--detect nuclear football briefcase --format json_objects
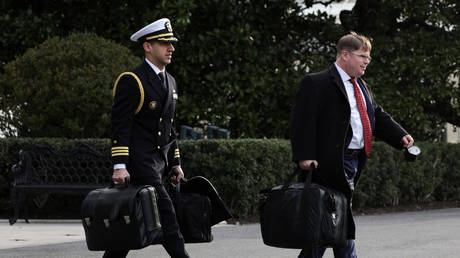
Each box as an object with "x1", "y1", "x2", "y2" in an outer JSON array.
[
  {"x1": 260, "y1": 165, "x2": 348, "y2": 249},
  {"x1": 81, "y1": 183, "x2": 162, "y2": 251}
]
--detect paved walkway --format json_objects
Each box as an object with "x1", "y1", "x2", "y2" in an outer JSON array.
[{"x1": 1, "y1": 208, "x2": 459, "y2": 257}]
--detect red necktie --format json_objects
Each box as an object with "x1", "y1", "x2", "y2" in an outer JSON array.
[{"x1": 350, "y1": 78, "x2": 372, "y2": 156}]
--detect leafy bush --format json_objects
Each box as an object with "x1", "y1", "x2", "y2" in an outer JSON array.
[
  {"x1": 0, "y1": 0, "x2": 343, "y2": 139},
  {"x1": 180, "y1": 139, "x2": 295, "y2": 219},
  {"x1": 1, "y1": 1, "x2": 459, "y2": 140},
  {"x1": 352, "y1": 142, "x2": 460, "y2": 209},
  {"x1": 0, "y1": 138, "x2": 459, "y2": 221},
  {"x1": 0, "y1": 32, "x2": 140, "y2": 137},
  {"x1": 171, "y1": 0, "x2": 341, "y2": 138}
]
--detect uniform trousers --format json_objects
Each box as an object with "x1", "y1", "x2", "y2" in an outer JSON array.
[
  {"x1": 298, "y1": 151, "x2": 362, "y2": 258},
  {"x1": 103, "y1": 151, "x2": 190, "y2": 258}
]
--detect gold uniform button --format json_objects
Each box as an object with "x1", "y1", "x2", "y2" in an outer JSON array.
[
  {"x1": 158, "y1": 131, "x2": 162, "y2": 136},
  {"x1": 157, "y1": 146, "x2": 161, "y2": 149},
  {"x1": 171, "y1": 118, "x2": 174, "y2": 123},
  {"x1": 160, "y1": 118, "x2": 163, "y2": 122}
]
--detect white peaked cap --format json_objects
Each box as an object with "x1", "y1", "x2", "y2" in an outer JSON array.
[{"x1": 130, "y1": 18, "x2": 178, "y2": 43}]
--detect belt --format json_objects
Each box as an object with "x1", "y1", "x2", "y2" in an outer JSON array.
[{"x1": 345, "y1": 149, "x2": 363, "y2": 158}]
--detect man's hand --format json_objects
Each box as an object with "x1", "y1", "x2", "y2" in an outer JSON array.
[
  {"x1": 170, "y1": 166, "x2": 185, "y2": 183},
  {"x1": 298, "y1": 160, "x2": 318, "y2": 170},
  {"x1": 401, "y1": 134, "x2": 414, "y2": 148},
  {"x1": 112, "y1": 168, "x2": 130, "y2": 184}
]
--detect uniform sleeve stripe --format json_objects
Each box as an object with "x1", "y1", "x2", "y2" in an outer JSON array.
[
  {"x1": 112, "y1": 150, "x2": 129, "y2": 154},
  {"x1": 112, "y1": 153, "x2": 130, "y2": 157},
  {"x1": 112, "y1": 147, "x2": 129, "y2": 150}
]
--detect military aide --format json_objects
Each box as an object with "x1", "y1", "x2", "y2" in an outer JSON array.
[{"x1": 106, "y1": 18, "x2": 190, "y2": 258}]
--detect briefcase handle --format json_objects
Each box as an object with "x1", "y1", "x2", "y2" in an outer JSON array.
[
  {"x1": 281, "y1": 164, "x2": 315, "y2": 191},
  {"x1": 109, "y1": 177, "x2": 130, "y2": 188}
]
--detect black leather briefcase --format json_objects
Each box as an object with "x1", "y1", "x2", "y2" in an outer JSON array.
[
  {"x1": 81, "y1": 183, "x2": 162, "y2": 251},
  {"x1": 260, "y1": 165, "x2": 348, "y2": 249}
]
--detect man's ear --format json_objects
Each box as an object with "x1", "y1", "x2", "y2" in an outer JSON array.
[
  {"x1": 341, "y1": 50, "x2": 348, "y2": 61},
  {"x1": 142, "y1": 41, "x2": 152, "y2": 52}
]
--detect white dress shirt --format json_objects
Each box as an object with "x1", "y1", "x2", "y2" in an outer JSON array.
[
  {"x1": 145, "y1": 58, "x2": 165, "y2": 77},
  {"x1": 334, "y1": 63, "x2": 366, "y2": 150}
]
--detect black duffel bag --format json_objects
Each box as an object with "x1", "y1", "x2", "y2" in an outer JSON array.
[
  {"x1": 81, "y1": 182, "x2": 162, "y2": 251},
  {"x1": 260, "y1": 165, "x2": 348, "y2": 249},
  {"x1": 172, "y1": 181, "x2": 213, "y2": 243},
  {"x1": 168, "y1": 176, "x2": 232, "y2": 243}
]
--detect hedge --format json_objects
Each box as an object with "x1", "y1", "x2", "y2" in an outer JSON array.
[
  {"x1": 0, "y1": 32, "x2": 140, "y2": 138},
  {"x1": 0, "y1": 138, "x2": 459, "y2": 221}
]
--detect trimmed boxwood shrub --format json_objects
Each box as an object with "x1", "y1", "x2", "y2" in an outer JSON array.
[
  {"x1": 0, "y1": 138, "x2": 459, "y2": 221},
  {"x1": 0, "y1": 32, "x2": 140, "y2": 138},
  {"x1": 179, "y1": 139, "x2": 295, "y2": 219}
]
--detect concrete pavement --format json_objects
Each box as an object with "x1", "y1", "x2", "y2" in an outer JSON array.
[
  {"x1": 1, "y1": 208, "x2": 459, "y2": 257},
  {"x1": 0, "y1": 220, "x2": 84, "y2": 249}
]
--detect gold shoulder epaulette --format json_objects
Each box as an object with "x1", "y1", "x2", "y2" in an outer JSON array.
[{"x1": 113, "y1": 72, "x2": 145, "y2": 114}]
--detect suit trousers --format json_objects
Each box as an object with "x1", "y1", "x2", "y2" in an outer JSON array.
[
  {"x1": 102, "y1": 178, "x2": 190, "y2": 258},
  {"x1": 298, "y1": 152, "x2": 361, "y2": 258}
]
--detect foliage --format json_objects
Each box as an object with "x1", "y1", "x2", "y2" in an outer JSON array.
[
  {"x1": 0, "y1": 0, "x2": 343, "y2": 138},
  {"x1": 1, "y1": 138, "x2": 459, "y2": 220},
  {"x1": 339, "y1": 0, "x2": 460, "y2": 140},
  {"x1": 180, "y1": 138, "x2": 294, "y2": 218},
  {"x1": 0, "y1": 32, "x2": 139, "y2": 137},
  {"x1": 0, "y1": 0, "x2": 459, "y2": 140},
  {"x1": 0, "y1": 0, "x2": 163, "y2": 69},
  {"x1": 170, "y1": 0, "x2": 343, "y2": 138},
  {"x1": 353, "y1": 142, "x2": 460, "y2": 208}
]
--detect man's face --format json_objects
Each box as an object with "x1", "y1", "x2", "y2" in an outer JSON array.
[
  {"x1": 147, "y1": 41, "x2": 175, "y2": 69},
  {"x1": 344, "y1": 48, "x2": 371, "y2": 78}
]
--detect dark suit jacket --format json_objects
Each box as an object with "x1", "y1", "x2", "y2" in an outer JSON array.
[
  {"x1": 290, "y1": 64, "x2": 407, "y2": 238},
  {"x1": 111, "y1": 61, "x2": 181, "y2": 179}
]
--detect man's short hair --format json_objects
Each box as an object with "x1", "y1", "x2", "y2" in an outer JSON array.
[{"x1": 336, "y1": 32, "x2": 371, "y2": 57}]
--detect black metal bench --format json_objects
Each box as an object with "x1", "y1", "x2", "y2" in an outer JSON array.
[{"x1": 9, "y1": 144, "x2": 112, "y2": 225}]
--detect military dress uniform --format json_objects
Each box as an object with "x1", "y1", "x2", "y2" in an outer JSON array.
[
  {"x1": 111, "y1": 62, "x2": 181, "y2": 182},
  {"x1": 104, "y1": 18, "x2": 190, "y2": 258}
]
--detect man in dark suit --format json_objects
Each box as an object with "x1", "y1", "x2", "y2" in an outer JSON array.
[
  {"x1": 106, "y1": 18, "x2": 190, "y2": 258},
  {"x1": 290, "y1": 32, "x2": 414, "y2": 258}
]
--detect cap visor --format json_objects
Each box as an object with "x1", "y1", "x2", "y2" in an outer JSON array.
[{"x1": 157, "y1": 37, "x2": 178, "y2": 42}]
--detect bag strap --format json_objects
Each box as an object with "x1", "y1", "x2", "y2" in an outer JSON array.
[
  {"x1": 281, "y1": 164, "x2": 315, "y2": 191},
  {"x1": 304, "y1": 164, "x2": 315, "y2": 186},
  {"x1": 174, "y1": 180, "x2": 184, "y2": 217}
]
